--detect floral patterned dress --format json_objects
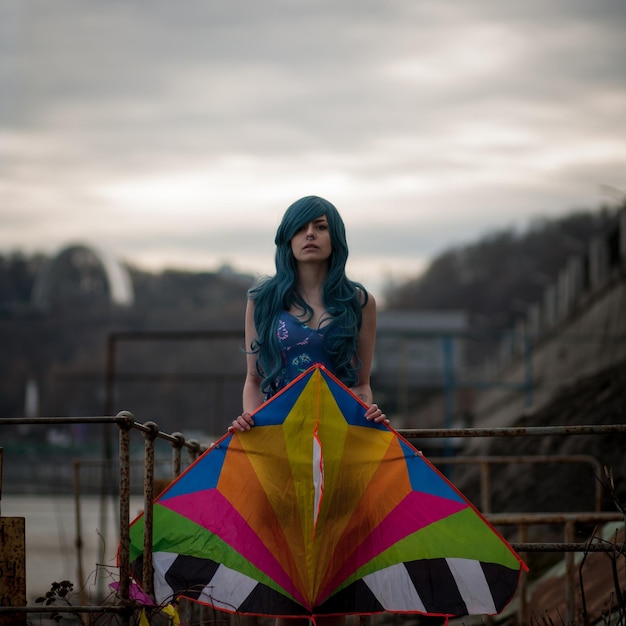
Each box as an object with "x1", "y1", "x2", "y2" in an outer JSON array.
[{"x1": 269, "y1": 311, "x2": 334, "y2": 396}]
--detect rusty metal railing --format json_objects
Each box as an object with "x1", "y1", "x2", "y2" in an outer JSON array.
[
  {"x1": 399, "y1": 425, "x2": 626, "y2": 625},
  {"x1": 0, "y1": 412, "x2": 208, "y2": 624},
  {"x1": 1, "y1": 417, "x2": 625, "y2": 624},
  {"x1": 397, "y1": 424, "x2": 626, "y2": 438}
]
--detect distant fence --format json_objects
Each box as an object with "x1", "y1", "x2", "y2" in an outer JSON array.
[{"x1": 482, "y1": 207, "x2": 626, "y2": 375}]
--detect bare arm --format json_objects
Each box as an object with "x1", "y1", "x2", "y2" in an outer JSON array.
[
  {"x1": 232, "y1": 299, "x2": 263, "y2": 431},
  {"x1": 351, "y1": 292, "x2": 387, "y2": 424},
  {"x1": 350, "y1": 291, "x2": 376, "y2": 403}
]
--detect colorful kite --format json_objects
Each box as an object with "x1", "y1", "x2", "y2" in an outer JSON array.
[{"x1": 129, "y1": 365, "x2": 526, "y2": 619}]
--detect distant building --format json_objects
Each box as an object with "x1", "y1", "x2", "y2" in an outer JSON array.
[{"x1": 31, "y1": 242, "x2": 134, "y2": 309}]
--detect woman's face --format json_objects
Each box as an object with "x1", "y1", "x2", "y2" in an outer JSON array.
[{"x1": 290, "y1": 215, "x2": 332, "y2": 264}]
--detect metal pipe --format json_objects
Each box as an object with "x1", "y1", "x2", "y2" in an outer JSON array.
[
  {"x1": 565, "y1": 520, "x2": 576, "y2": 624},
  {"x1": 142, "y1": 421, "x2": 159, "y2": 598},
  {"x1": 0, "y1": 415, "x2": 133, "y2": 425},
  {"x1": 511, "y1": 543, "x2": 625, "y2": 552},
  {"x1": 488, "y1": 512, "x2": 623, "y2": 524},
  {"x1": 117, "y1": 411, "x2": 134, "y2": 607},
  {"x1": 131, "y1": 421, "x2": 207, "y2": 454},
  {"x1": 398, "y1": 423, "x2": 626, "y2": 438}
]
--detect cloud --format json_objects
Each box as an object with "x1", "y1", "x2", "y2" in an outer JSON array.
[{"x1": 1, "y1": 0, "x2": 625, "y2": 300}]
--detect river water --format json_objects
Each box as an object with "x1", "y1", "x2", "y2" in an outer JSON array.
[{"x1": 1, "y1": 494, "x2": 144, "y2": 603}]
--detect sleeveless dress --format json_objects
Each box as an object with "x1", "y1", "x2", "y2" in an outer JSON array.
[
  {"x1": 269, "y1": 311, "x2": 335, "y2": 395},
  {"x1": 128, "y1": 311, "x2": 526, "y2": 619}
]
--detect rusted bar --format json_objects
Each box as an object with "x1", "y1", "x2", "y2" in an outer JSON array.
[
  {"x1": 0, "y1": 517, "x2": 26, "y2": 624},
  {"x1": 131, "y1": 422, "x2": 208, "y2": 454},
  {"x1": 488, "y1": 512, "x2": 623, "y2": 524},
  {"x1": 170, "y1": 432, "x2": 185, "y2": 478},
  {"x1": 495, "y1": 511, "x2": 625, "y2": 552},
  {"x1": 398, "y1": 424, "x2": 626, "y2": 438},
  {"x1": 117, "y1": 411, "x2": 134, "y2": 607},
  {"x1": 142, "y1": 421, "x2": 159, "y2": 598},
  {"x1": 511, "y1": 543, "x2": 625, "y2": 552},
  {"x1": 0, "y1": 415, "x2": 132, "y2": 425},
  {"x1": 565, "y1": 521, "x2": 576, "y2": 624}
]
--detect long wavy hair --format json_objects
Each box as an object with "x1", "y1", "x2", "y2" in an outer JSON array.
[{"x1": 249, "y1": 195, "x2": 368, "y2": 394}]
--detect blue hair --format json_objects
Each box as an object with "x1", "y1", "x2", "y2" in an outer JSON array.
[{"x1": 249, "y1": 196, "x2": 368, "y2": 394}]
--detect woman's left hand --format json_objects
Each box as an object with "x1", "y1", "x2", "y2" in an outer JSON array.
[{"x1": 365, "y1": 403, "x2": 389, "y2": 425}]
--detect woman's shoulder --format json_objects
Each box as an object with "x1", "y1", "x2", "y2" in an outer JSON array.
[{"x1": 355, "y1": 284, "x2": 374, "y2": 308}]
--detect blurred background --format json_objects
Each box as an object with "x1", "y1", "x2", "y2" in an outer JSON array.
[{"x1": 1, "y1": 0, "x2": 626, "y2": 607}]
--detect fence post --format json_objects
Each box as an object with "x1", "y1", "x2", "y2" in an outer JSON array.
[
  {"x1": 117, "y1": 411, "x2": 135, "y2": 607},
  {"x1": 565, "y1": 520, "x2": 576, "y2": 623},
  {"x1": 0, "y1": 448, "x2": 27, "y2": 625},
  {"x1": 142, "y1": 422, "x2": 160, "y2": 598}
]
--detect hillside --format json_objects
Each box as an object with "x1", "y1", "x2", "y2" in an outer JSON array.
[{"x1": 384, "y1": 206, "x2": 620, "y2": 332}]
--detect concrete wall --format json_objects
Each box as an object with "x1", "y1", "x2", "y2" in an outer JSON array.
[
  {"x1": 473, "y1": 275, "x2": 626, "y2": 428},
  {"x1": 472, "y1": 207, "x2": 626, "y2": 428},
  {"x1": 403, "y1": 207, "x2": 626, "y2": 430}
]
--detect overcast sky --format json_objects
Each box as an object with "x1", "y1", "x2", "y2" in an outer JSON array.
[{"x1": 2, "y1": 0, "x2": 625, "y2": 298}]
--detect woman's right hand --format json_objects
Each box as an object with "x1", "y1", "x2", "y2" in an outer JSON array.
[{"x1": 230, "y1": 411, "x2": 254, "y2": 432}]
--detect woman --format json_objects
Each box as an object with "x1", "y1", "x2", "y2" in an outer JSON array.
[
  {"x1": 231, "y1": 195, "x2": 387, "y2": 432},
  {"x1": 230, "y1": 195, "x2": 387, "y2": 626}
]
